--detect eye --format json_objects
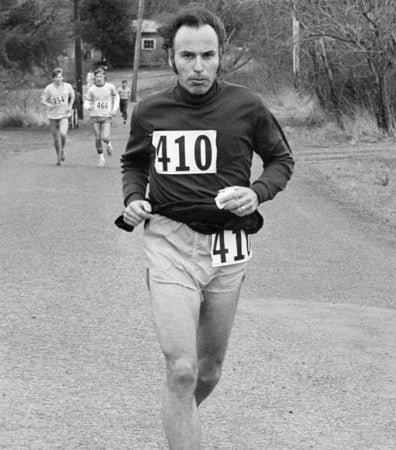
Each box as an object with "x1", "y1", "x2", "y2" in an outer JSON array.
[
  {"x1": 202, "y1": 51, "x2": 216, "y2": 59},
  {"x1": 181, "y1": 52, "x2": 195, "y2": 59}
]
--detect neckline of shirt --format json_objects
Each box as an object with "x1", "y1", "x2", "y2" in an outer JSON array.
[{"x1": 174, "y1": 81, "x2": 220, "y2": 106}]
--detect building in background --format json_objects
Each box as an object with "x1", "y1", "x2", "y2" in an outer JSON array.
[
  {"x1": 60, "y1": 18, "x2": 167, "y2": 82},
  {"x1": 132, "y1": 19, "x2": 167, "y2": 68}
]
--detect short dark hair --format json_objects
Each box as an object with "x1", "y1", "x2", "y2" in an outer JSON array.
[
  {"x1": 159, "y1": 4, "x2": 227, "y2": 53},
  {"x1": 94, "y1": 67, "x2": 106, "y2": 76},
  {"x1": 51, "y1": 68, "x2": 63, "y2": 78}
]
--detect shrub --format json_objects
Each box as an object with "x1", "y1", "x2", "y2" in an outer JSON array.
[
  {"x1": 0, "y1": 88, "x2": 47, "y2": 128},
  {"x1": 342, "y1": 106, "x2": 386, "y2": 143},
  {"x1": 224, "y1": 60, "x2": 277, "y2": 97},
  {"x1": 268, "y1": 88, "x2": 326, "y2": 127}
]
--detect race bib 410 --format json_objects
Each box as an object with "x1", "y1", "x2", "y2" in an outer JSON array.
[
  {"x1": 153, "y1": 130, "x2": 217, "y2": 174},
  {"x1": 211, "y1": 229, "x2": 252, "y2": 267}
]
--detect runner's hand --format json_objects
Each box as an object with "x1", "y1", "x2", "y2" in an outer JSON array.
[
  {"x1": 217, "y1": 186, "x2": 259, "y2": 217},
  {"x1": 83, "y1": 100, "x2": 94, "y2": 111},
  {"x1": 123, "y1": 200, "x2": 153, "y2": 226}
]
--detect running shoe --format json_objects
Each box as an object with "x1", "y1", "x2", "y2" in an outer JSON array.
[
  {"x1": 97, "y1": 154, "x2": 105, "y2": 167},
  {"x1": 106, "y1": 142, "x2": 113, "y2": 156}
]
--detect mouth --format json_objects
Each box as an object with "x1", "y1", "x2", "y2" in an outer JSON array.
[{"x1": 190, "y1": 79, "x2": 207, "y2": 85}]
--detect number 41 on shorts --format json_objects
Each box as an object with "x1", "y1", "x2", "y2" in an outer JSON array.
[{"x1": 211, "y1": 229, "x2": 252, "y2": 267}]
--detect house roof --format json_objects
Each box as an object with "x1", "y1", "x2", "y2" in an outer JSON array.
[{"x1": 132, "y1": 19, "x2": 161, "y2": 33}]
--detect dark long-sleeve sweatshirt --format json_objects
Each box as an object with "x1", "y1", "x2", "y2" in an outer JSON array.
[{"x1": 120, "y1": 80, "x2": 294, "y2": 234}]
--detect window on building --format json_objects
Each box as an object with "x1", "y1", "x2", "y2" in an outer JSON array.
[{"x1": 142, "y1": 38, "x2": 155, "y2": 50}]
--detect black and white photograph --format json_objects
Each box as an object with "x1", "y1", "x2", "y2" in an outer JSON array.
[{"x1": 0, "y1": 0, "x2": 395, "y2": 448}]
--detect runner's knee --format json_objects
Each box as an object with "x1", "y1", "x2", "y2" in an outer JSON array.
[
  {"x1": 198, "y1": 357, "x2": 222, "y2": 387},
  {"x1": 167, "y1": 357, "x2": 198, "y2": 393}
]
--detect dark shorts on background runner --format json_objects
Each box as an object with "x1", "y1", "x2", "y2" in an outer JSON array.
[{"x1": 90, "y1": 116, "x2": 112, "y2": 124}]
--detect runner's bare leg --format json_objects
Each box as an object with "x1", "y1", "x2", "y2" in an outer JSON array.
[
  {"x1": 49, "y1": 120, "x2": 61, "y2": 164},
  {"x1": 194, "y1": 285, "x2": 241, "y2": 406},
  {"x1": 150, "y1": 281, "x2": 201, "y2": 449}
]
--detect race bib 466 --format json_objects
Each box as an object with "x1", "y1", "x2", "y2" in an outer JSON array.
[
  {"x1": 153, "y1": 130, "x2": 217, "y2": 174},
  {"x1": 211, "y1": 229, "x2": 252, "y2": 267},
  {"x1": 94, "y1": 101, "x2": 110, "y2": 111}
]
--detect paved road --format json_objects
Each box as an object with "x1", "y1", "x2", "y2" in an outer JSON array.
[{"x1": 0, "y1": 107, "x2": 395, "y2": 449}]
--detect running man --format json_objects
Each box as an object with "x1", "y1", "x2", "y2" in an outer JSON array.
[
  {"x1": 117, "y1": 80, "x2": 130, "y2": 124},
  {"x1": 86, "y1": 70, "x2": 94, "y2": 89},
  {"x1": 40, "y1": 68, "x2": 74, "y2": 165},
  {"x1": 84, "y1": 67, "x2": 119, "y2": 167},
  {"x1": 69, "y1": 84, "x2": 82, "y2": 129},
  {"x1": 119, "y1": 5, "x2": 294, "y2": 448}
]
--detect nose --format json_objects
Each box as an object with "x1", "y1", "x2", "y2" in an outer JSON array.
[{"x1": 193, "y1": 56, "x2": 203, "y2": 73}]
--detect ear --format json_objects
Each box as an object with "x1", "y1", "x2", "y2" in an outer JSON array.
[
  {"x1": 167, "y1": 50, "x2": 173, "y2": 68},
  {"x1": 168, "y1": 49, "x2": 178, "y2": 75}
]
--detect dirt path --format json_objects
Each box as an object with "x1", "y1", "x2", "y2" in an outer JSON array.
[{"x1": 0, "y1": 75, "x2": 395, "y2": 449}]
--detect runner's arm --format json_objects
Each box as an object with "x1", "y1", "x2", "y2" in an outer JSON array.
[
  {"x1": 111, "y1": 85, "x2": 120, "y2": 115},
  {"x1": 251, "y1": 105, "x2": 295, "y2": 203},
  {"x1": 68, "y1": 85, "x2": 75, "y2": 111},
  {"x1": 121, "y1": 103, "x2": 151, "y2": 206},
  {"x1": 40, "y1": 89, "x2": 53, "y2": 109},
  {"x1": 83, "y1": 90, "x2": 94, "y2": 111}
]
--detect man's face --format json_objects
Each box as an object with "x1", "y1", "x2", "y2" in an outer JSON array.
[
  {"x1": 53, "y1": 73, "x2": 63, "y2": 85},
  {"x1": 172, "y1": 24, "x2": 220, "y2": 95},
  {"x1": 94, "y1": 73, "x2": 105, "y2": 86}
]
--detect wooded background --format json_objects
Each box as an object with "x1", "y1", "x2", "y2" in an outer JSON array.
[{"x1": 1, "y1": 0, "x2": 395, "y2": 133}]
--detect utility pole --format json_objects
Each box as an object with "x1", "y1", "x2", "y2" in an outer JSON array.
[
  {"x1": 292, "y1": 0, "x2": 300, "y2": 91},
  {"x1": 131, "y1": 0, "x2": 145, "y2": 102},
  {"x1": 74, "y1": 0, "x2": 83, "y2": 118}
]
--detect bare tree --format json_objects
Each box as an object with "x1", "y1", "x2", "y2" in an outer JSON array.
[{"x1": 295, "y1": 0, "x2": 396, "y2": 132}]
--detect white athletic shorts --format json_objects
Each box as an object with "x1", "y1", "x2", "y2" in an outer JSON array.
[{"x1": 143, "y1": 214, "x2": 249, "y2": 294}]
